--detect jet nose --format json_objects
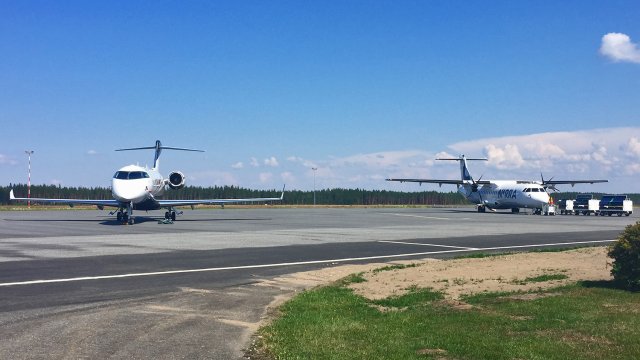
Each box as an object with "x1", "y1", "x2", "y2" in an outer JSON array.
[{"x1": 112, "y1": 179, "x2": 148, "y2": 202}]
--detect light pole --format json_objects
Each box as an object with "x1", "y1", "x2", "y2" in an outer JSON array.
[
  {"x1": 25, "y1": 150, "x2": 34, "y2": 208},
  {"x1": 312, "y1": 167, "x2": 317, "y2": 206}
]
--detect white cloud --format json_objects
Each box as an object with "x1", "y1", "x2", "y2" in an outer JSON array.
[
  {"x1": 264, "y1": 156, "x2": 279, "y2": 167},
  {"x1": 329, "y1": 150, "x2": 432, "y2": 169},
  {"x1": 280, "y1": 171, "x2": 296, "y2": 183},
  {"x1": 50, "y1": 179, "x2": 63, "y2": 186},
  {"x1": 287, "y1": 156, "x2": 317, "y2": 168},
  {"x1": 187, "y1": 170, "x2": 237, "y2": 186},
  {"x1": 0, "y1": 154, "x2": 18, "y2": 165},
  {"x1": 600, "y1": 33, "x2": 640, "y2": 63},
  {"x1": 484, "y1": 144, "x2": 525, "y2": 169},
  {"x1": 622, "y1": 137, "x2": 640, "y2": 156},
  {"x1": 250, "y1": 157, "x2": 260, "y2": 167},
  {"x1": 259, "y1": 172, "x2": 273, "y2": 183},
  {"x1": 231, "y1": 162, "x2": 244, "y2": 169},
  {"x1": 450, "y1": 128, "x2": 640, "y2": 159},
  {"x1": 446, "y1": 127, "x2": 640, "y2": 191},
  {"x1": 208, "y1": 127, "x2": 640, "y2": 192},
  {"x1": 590, "y1": 144, "x2": 613, "y2": 166},
  {"x1": 87, "y1": 150, "x2": 97, "y2": 155},
  {"x1": 624, "y1": 163, "x2": 640, "y2": 175}
]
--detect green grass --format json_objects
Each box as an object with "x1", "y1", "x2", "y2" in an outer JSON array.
[
  {"x1": 512, "y1": 273, "x2": 569, "y2": 285},
  {"x1": 372, "y1": 263, "x2": 418, "y2": 274},
  {"x1": 371, "y1": 286, "x2": 443, "y2": 308},
  {"x1": 453, "y1": 252, "x2": 515, "y2": 259},
  {"x1": 454, "y1": 247, "x2": 589, "y2": 260},
  {"x1": 338, "y1": 272, "x2": 367, "y2": 285},
  {"x1": 254, "y1": 281, "x2": 640, "y2": 360}
]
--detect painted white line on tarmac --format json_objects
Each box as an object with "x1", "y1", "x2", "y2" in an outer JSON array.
[
  {"x1": 0, "y1": 239, "x2": 616, "y2": 287},
  {"x1": 378, "y1": 240, "x2": 479, "y2": 250},
  {"x1": 386, "y1": 213, "x2": 471, "y2": 221}
]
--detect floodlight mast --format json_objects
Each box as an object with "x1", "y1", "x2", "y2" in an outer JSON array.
[
  {"x1": 312, "y1": 167, "x2": 318, "y2": 206},
  {"x1": 25, "y1": 150, "x2": 34, "y2": 208}
]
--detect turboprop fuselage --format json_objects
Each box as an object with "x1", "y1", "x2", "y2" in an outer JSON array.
[
  {"x1": 461, "y1": 181, "x2": 550, "y2": 210},
  {"x1": 387, "y1": 154, "x2": 606, "y2": 214}
]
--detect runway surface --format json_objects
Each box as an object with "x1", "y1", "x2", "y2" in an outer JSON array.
[{"x1": 0, "y1": 207, "x2": 636, "y2": 359}]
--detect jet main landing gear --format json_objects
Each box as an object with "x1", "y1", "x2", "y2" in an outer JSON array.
[{"x1": 164, "y1": 211, "x2": 176, "y2": 221}]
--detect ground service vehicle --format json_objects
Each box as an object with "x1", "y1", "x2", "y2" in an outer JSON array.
[
  {"x1": 599, "y1": 195, "x2": 633, "y2": 217},
  {"x1": 573, "y1": 194, "x2": 599, "y2": 215},
  {"x1": 557, "y1": 199, "x2": 574, "y2": 215}
]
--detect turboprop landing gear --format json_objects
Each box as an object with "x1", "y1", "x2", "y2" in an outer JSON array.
[{"x1": 477, "y1": 205, "x2": 486, "y2": 213}]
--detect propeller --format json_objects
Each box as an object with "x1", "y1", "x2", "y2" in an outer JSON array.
[
  {"x1": 470, "y1": 174, "x2": 485, "y2": 204},
  {"x1": 540, "y1": 173, "x2": 559, "y2": 192}
]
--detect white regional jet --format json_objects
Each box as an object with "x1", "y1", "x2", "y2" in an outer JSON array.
[
  {"x1": 386, "y1": 155, "x2": 607, "y2": 214},
  {"x1": 10, "y1": 140, "x2": 284, "y2": 224}
]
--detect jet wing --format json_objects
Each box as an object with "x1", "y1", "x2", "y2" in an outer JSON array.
[
  {"x1": 9, "y1": 190, "x2": 121, "y2": 207},
  {"x1": 156, "y1": 187, "x2": 285, "y2": 207},
  {"x1": 386, "y1": 178, "x2": 491, "y2": 186}
]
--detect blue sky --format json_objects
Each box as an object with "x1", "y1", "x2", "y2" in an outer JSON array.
[{"x1": 1, "y1": 1, "x2": 639, "y2": 193}]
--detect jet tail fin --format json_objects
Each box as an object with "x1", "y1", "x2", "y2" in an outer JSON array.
[{"x1": 115, "y1": 140, "x2": 204, "y2": 169}]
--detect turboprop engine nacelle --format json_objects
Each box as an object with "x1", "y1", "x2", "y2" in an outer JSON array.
[{"x1": 167, "y1": 171, "x2": 186, "y2": 190}]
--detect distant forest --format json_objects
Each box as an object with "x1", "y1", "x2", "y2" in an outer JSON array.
[{"x1": 2, "y1": 184, "x2": 639, "y2": 206}]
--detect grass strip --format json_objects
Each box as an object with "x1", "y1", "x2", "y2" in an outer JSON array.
[{"x1": 254, "y1": 280, "x2": 640, "y2": 359}]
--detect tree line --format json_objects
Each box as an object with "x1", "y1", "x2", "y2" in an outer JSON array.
[
  {"x1": 1, "y1": 184, "x2": 468, "y2": 206},
  {"x1": 2, "y1": 184, "x2": 638, "y2": 206}
]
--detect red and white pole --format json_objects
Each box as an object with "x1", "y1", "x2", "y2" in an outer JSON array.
[{"x1": 25, "y1": 150, "x2": 34, "y2": 208}]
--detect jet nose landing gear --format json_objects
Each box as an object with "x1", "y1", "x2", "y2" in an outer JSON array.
[
  {"x1": 116, "y1": 210, "x2": 135, "y2": 224},
  {"x1": 116, "y1": 203, "x2": 135, "y2": 225}
]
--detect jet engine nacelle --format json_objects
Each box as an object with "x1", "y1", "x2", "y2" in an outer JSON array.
[{"x1": 167, "y1": 171, "x2": 186, "y2": 190}]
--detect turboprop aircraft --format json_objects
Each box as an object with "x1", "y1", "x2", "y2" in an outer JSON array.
[
  {"x1": 10, "y1": 140, "x2": 284, "y2": 224},
  {"x1": 386, "y1": 155, "x2": 607, "y2": 214}
]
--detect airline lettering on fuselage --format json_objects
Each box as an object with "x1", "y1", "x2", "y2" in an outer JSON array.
[
  {"x1": 153, "y1": 179, "x2": 163, "y2": 186},
  {"x1": 496, "y1": 189, "x2": 517, "y2": 199}
]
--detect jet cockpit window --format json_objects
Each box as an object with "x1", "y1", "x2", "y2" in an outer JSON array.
[
  {"x1": 128, "y1": 171, "x2": 149, "y2": 179},
  {"x1": 113, "y1": 171, "x2": 149, "y2": 180},
  {"x1": 114, "y1": 171, "x2": 129, "y2": 179}
]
